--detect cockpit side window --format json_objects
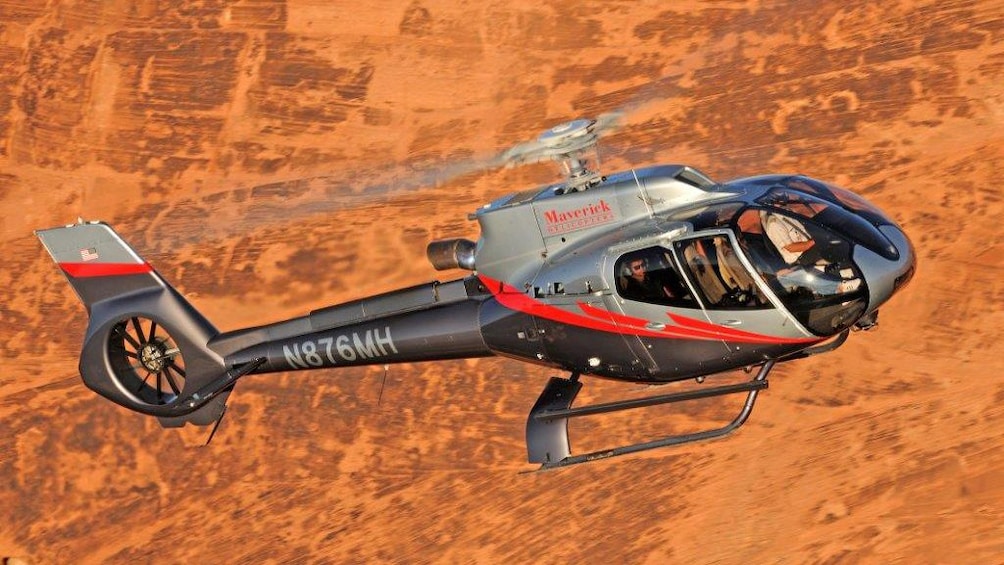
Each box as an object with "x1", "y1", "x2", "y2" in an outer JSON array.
[
  {"x1": 615, "y1": 247, "x2": 697, "y2": 308},
  {"x1": 674, "y1": 236, "x2": 771, "y2": 310}
]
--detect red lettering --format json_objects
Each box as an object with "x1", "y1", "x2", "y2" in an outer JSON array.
[{"x1": 540, "y1": 199, "x2": 616, "y2": 235}]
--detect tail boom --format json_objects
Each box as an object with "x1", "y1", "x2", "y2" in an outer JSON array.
[{"x1": 214, "y1": 279, "x2": 494, "y2": 373}]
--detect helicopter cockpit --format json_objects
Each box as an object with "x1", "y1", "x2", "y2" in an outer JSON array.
[
  {"x1": 619, "y1": 176, "x2": 914, "y2": 337},
  {"x1": 733, "y1": 194, "x2": 869, "y2": 335}
]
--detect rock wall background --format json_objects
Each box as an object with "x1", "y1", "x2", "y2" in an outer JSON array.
[{"x1": 2, "y1": 1, "x2": 1003, "y2": 562}]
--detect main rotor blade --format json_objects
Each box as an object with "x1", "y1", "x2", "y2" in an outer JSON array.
[{"x1": 141, "y1": 72, "x2": 690, "y2": 250}]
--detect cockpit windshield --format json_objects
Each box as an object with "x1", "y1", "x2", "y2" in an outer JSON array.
[
  {"x1": 779, "y1": 176, "x2": 894, "y2": 228},
  {"x1": 756, "y1": 188, "x2": 898, "y2": 260},
  {"x1": 735, "y1": 197, "x2": 868, "y2": 335}
]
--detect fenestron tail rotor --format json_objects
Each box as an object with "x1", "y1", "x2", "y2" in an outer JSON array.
[
  {"x1": 108, "y1": 316, "x2": 187, "y2": 407},
  {"x1": 37, "y1": 222, "x2": 239, "y2": 426}
]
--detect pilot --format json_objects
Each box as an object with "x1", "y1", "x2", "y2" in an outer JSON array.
[{"x1": 622, "y1": 257, "x2": 674, "y2": 302}]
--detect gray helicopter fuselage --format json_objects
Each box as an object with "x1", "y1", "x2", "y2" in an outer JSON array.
[
  {"x1": 222, "y1": 163, "x2": 914, "y2": 384},
  {"x1": 469, "y1": 164, "x2": 814, "y2": 381}
]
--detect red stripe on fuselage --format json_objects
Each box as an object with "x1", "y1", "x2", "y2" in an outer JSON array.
[
  {"x1": 667, "y1": 312, "x2": 819, "y2": 344},
  {"x1": 478, "y1": 274, "x2": 819, "y2": 345},
  {"x1": 576, "y1": 302, "x2": 764, "y2": 342},
  {"x1": 666, "y1": 313, "x2": 812, "y2": 344},
  {"x1": 60, "y1": 262, "x2": 153, "y2": 278}
]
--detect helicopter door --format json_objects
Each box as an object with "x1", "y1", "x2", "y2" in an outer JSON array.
[
  {"x1": 605, "y1": 246, "x2": 704, "y2": 374},
  {"x1": 672, "y1": 233, "x2": 794, "y2": 351},
  {"x1": 600, "y1": 291, "x2": 660, "y2": 376}
]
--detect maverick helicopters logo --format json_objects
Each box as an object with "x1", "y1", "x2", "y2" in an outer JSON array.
[{"x1": 541, "y1": 199, "x2": 616, "y2": 235}]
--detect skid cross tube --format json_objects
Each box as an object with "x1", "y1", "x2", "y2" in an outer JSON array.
[{"x1": 527, "y1": 360, "x2": 776, "y2": 469}]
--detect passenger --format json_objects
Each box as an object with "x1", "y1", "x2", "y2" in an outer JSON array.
[
  {"x1": 714, "y1": 237, "x2": 765, "y2": 306},
  {"x1": 682, "y1": 240, "x2": 728, "y2": 304},
  {"x1": 759, "y1": 211, "x2": 861, "y2": 295},
  {"x1": 760, "y1": 210, "x2": 815, "y2": 264},
  {"x1": 714, "y1": 237, "x2": 745, "y2": 290}
]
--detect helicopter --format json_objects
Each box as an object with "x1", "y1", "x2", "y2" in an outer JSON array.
[{"x1": 36, "y1": 117, "x2": 916, "y2": 469}]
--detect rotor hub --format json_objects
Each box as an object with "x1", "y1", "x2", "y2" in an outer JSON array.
[
  {"x1": 537, "y1": 119, "x2": 597, "y2": 151},
  {"x1": 108, "y1": 316, "x2": 187, "y2": 406},
  {"x1": 500, "y1": 115, "x2": 619, "y2": 192},
  {"x1": 535, "y1": 119, "x2": 600, "y2": 162},
  {"x1": 540, "y1": 119, "x2": 602, "y2": 191},
  {"x1": 139, "y1": 341, "x2": 169, "y2": 372}
]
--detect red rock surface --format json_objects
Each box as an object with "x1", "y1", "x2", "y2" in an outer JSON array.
[{"x1": 2, "y1": 1, "x2": 1004, "y2": 562}]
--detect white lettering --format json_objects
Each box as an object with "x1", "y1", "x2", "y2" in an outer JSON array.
[
  {"x1": 336, "y1": 334, "x2": 356, "y2": 361},
  {"x1": 301, "y1": 341, "x2": 323, "y2": 367},
  {"x1": 282, "y1": 326, "x2": 398, "y2": 369},
  {"x1": 374, "y1": 327, "x2": 398, "y2": 354},
  {"x1": 353, "y1": 331, "x2": 379, "y2": 359},
  {"x1": 318, "y1": 337, "x2": 336, "y2": 365},
  {"x1": 283, "y1": 344, "x2": 308, "y2": 369}
]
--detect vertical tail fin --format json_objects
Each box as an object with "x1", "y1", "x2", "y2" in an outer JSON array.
[
  {"x1": 37, "y1": 221, "x2": 161, "y2": 310},
  {"x1": 37, "y1": 221, "x2": 230, "y2": 427}
]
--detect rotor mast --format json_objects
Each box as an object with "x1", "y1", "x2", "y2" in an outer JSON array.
[{"x1": 539, "y1": 119, "x2": 603, "y2": 191}]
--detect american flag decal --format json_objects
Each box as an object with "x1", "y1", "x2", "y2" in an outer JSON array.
[{"x1": 80, "y1": 248, "x2": 99, "y2": 261}]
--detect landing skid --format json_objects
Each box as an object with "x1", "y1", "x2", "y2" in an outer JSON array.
[{"x1": 526, "y1": 360, "x2": 776, "y2": 469}]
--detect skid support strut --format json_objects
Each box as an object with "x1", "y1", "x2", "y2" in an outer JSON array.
[{"x1": 526, "y1": 360, "x2": 776, "y2": 469}]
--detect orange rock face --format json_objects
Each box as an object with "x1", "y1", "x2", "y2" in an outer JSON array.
[{"x1": 2, "y1": 1, "x2": 1004, "y2": 562}]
